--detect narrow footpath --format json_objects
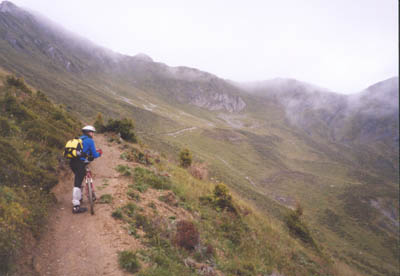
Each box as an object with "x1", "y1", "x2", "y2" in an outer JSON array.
[{"x1": 30, "y1": 135, "x2": 140, "y2": 276}]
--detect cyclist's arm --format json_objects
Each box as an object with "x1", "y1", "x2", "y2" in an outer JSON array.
[{"x1": 88, "y1": 139, "x2": 100, "y2": 158}]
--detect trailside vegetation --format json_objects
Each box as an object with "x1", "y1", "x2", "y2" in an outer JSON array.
[
  {"x1": 179, "y1": 148, "x2": 192, "y2": 168},
  {"x1": 108, "y1": 139, "x2": 335, "y2": 276},
  {"x1": 0, "y1": 76, "x2": 81, "y2": 273}
]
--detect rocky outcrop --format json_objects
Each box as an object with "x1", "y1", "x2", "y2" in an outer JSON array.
[{"x1": 191, "y1": 92, "x2": 246, "y2": 112}]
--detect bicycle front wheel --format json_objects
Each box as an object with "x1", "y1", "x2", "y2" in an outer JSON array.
[{"x1": 87, "y1": 178, "x2": 94, "y2": 215}]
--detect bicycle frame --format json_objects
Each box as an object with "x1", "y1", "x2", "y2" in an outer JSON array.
[{"x1": 84, "y1": 166, "x2": 95, "y2": 215}]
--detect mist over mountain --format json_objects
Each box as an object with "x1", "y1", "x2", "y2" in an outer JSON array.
[
  {"x1": 237, "y1": 76, "x2": 399, "y2": 147},
  {"x1": 0, "y1": 2, "x2": 399, "y2": 275}
]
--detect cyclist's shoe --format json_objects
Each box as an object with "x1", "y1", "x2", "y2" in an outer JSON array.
[{"x1": 72, "y1": 205, "x2": 87, "y2": 214}]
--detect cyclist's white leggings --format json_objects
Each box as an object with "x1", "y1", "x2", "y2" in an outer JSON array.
[{"x1": 72, "y1": 187, "x2": 82, "y2": 207}]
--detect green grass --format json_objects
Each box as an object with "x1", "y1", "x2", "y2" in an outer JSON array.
[
  {"x1": 134, "y1": 167, "x2": 172, "y2": 190},
  {"x1": 99, "y1": 194, "x2": 113, "y2": 204},
  {"x1": 0, "y1": 76, "x2": 80, "y2": 274},
  {"x1": 115, "y1": 164, "x2": 134, "y2": 176},
  {"x1": 118, "y1": 250, "x2": 141, "y2": 273}
]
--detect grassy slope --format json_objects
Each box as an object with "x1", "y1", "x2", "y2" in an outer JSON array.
[
  {"x1": 106, "y1": 135, "x2": 338, "y2": 276},
  {"x1": 149, "y1": 105, "x2": 399, "y2": 275},
  {"x1": 0, "y1": 73, "x2": 81, "y2": 273}
]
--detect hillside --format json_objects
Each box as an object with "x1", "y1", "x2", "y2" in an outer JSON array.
[
  {"x1": 20, "y1": 133, "x2": 338, "y2": 276},
  {"x1": 0, "y1": 1, "x2": 399, "y2": 275},
  {"x1": 0, "y1": 72, "x2": 81, "y2": 273}
]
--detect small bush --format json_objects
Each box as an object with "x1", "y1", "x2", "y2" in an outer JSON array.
[
  {"x1": 179, "y1": 148, "x2": 192, "y2": 168},
  {"x1": 127, "y1": 190, "x2": 140, "y2": 201},
  {"x1": 112, "y1": 208, "x2": 123, "y2": 219},
  {"x1": 118, "y1": 250, "x2": 141, "y2": 273},
  {"x1": 127, "y1": 223, "x2": 140, "y2": 238},
  {"x1": 0, "y1": 117, "x2": 12, "y2": 136},
  {"x1": 175, "y1": 220, "x2": 199, "y2": 250},
  {"x1": 105, "y1": 118, "x2": 137, "y2": 142},
  {"x1": 213, "y1": 183, "x2": 236, "y2": 213},
  {"x1": 285, "y1": 204, "x2": 316, "y2": 247},
  {"x1": 99, "y1": 194, "x2": 112, "y2": 204},
  {"x1": 5, "y1": 75, "x2": 31, "y2": 94},
  {"x1": 120, "y1": 151, "x2": 134, "y2": 161},
  {"x1": 135, "y1": 183, "x2": 149, "y2": 193},
  {"x1": 134, "y1": 214, "x2": 154, "y2": 234},
  {"x1": 1, "y1": 93, "x2": 34, "y2": 122},
  {"x1": 115, "y1": 165, "x2": 134, "y2": 176},
  {"x1": 93, "y1": 113, "x2": 106, "y2": 133},
  {"x1": 123, "y1": 203, "x2": 137, "y2": 217}
]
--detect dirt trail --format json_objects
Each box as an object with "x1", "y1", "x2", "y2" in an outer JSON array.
[{"x1": 30, "y1": 134, "x2": 140, "y2": 276}]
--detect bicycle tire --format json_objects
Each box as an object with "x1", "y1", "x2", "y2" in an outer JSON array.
[{"x1": 87, "y1": 178, "x2": 94, "y2": 215}]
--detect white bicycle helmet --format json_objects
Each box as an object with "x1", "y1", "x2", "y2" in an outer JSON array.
[{"x1": 82, "y1": 125, "x2": 96, "y2": 132}]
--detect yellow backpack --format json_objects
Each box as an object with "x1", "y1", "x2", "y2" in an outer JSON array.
[{"x1": 64, "y1": 138, "x2": 83, "y2": 159}]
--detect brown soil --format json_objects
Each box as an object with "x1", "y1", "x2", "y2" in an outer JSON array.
[
  {"x1": 25, "y1": 134, "x2": 141, "y2": 276},
  {"x1": 17, "y1": 134, "x2": 202, "y2": 276}
]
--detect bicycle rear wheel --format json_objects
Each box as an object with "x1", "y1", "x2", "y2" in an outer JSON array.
[{"x1": 87, "y1": 178, "x2": 94, "y2": 215}]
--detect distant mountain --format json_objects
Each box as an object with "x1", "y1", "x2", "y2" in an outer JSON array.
[
  {"x1": 237, "y1": 77, "x2": 399, "y2": 147},
  {"x1": 0, "y1": 1, "x2": 246, "y2": 113}
]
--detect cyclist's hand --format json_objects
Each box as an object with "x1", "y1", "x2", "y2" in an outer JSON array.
[{"x1": 97, "y1": 149, "x2": 103, "y2": 156}]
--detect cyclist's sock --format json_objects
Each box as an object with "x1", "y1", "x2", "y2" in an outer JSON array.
[{"x1": 72, "y1": 187, "x2": 81, "y2": 206}]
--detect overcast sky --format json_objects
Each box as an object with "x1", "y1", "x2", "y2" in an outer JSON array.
[{"x1": 10, "y1": 0, "x2": 399, "y2": 94}]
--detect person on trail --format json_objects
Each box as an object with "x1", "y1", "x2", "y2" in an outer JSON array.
[{"x1": 70, "y1": 125, "x2": 102, "y2": 214}]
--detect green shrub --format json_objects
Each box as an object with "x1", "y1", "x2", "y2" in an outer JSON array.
[
  {"x1": 105, "y1": 118, "x2": 137, "y2": 142},
  {"x1": 135, "y1": 182, "x2": 149, "y2": 193},
  {"x1": 1, "y1": 92, "x2": 34, "y2": 122},
  {"x1": 93, "y1": 112, "x2": 106, "y2": 133},
  {"x1": 0, "y1": 117, "x2": 12, "y2": 136},
  {"x1": 179, "y1": 148, "x2": 192, "y2": 168},
  {"x1": 5, "y1": 75, "x2": 31, "y2": 94},
  {"x1": 0, "y1": 186, "x2": 52, "y2": 273},
  {"x1": 213, "y1": 183, "x2": 236, "y2": 213},
  {"x1": 134, "y1": 213, "x2": 154, "y2": 234},
  {"x1": 118, "y1": 250, "x2": 141, "y2": 273},
  {"x1": 115, "y1": 165, "x2": 134, "y2": 176},
  {"x1": 123, "y1": 203, "x2": 137, "y2": 217},
  {"x1": 0, "y1": 186, "x2": 29, "y2": 273},
  {"x1": 285, "y1": 205, "x2": 316, "y2": 248},
  {"x1": 127, "y1": 223, "x2": 140, "y2": 238},
  {"x1": 127, "y1": 190, "x2": 140, "y2": 201},
  {"x1": 99, "y1": 194, "x2": 113, "y2": 204},
  {"x1": 112, "y1": 208, "x2": 123, "y2": 219}
]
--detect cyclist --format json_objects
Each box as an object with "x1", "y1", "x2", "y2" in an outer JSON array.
[{"x1": 70, "y1": 125, "x2": 102, "y2": 214}]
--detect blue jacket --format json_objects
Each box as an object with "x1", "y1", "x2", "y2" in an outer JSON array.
[{"x1": 79, "y1": 135, "x2": 100, "y2": 161}]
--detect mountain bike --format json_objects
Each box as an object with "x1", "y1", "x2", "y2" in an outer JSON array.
[{"x1": 84, "y1": 166, "x2": 96, "y2": 215}]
